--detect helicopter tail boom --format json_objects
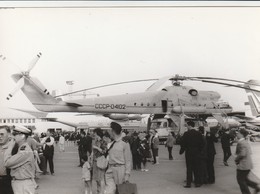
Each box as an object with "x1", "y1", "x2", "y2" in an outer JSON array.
[{"x1": 11, "y1": 74, "x2": 72, "y2": 112}]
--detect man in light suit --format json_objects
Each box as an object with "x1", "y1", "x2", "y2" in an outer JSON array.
[{"x1": 235, "y1": 128, "x2": 260, "y2": 194}]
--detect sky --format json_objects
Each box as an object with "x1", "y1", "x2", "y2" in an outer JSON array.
[{"x1": 0, "y1": 4, "x2": 260, "y2": 116}]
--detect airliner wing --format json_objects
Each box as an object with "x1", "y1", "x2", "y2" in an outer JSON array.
[
  {"x1": 10, "y1": 108, "x2": 48, "y2": 118},
  {"x1": 74, "y1": 113, "x2": 98, "y2": 116},
  {"x1": 234, "y1": 115, "x2": 255, "y2": 121}
]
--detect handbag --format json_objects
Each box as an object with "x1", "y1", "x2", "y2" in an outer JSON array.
[
  {"x1": 116, "y1": 182, "x2": 138, "y2": 194},
  {"x1": 96, "y1": 141, "x2": 116, "y2": 170},
  {"x1": 96, "y1": 155, "x2": 108, "y2": 170}
]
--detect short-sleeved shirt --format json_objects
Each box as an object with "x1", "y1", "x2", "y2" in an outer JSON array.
[
  {"x1": 108, "y1": 137, "x2": 132, "y2": 174},
  {"x1": 82, "y1": 161, "x2": 91, "y2": 181},
  {"x1": 4, "y1": 142, "x2": 35, "y2": 180},
  {"x1": 0, "y1": 143, "x2": 9, "y2": 176}
]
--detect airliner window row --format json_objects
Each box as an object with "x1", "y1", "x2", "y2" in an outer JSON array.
[
  {"x1": 0, "y1": 118, "x2": 36, "y2": 124},
  {"x1": 132, "y1": 103, "x2": 175, "y2": 107}
]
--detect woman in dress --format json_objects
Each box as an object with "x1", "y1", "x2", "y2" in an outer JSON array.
[{"x1": 92, "y1": 128, "x2": 107, "y2": 194}]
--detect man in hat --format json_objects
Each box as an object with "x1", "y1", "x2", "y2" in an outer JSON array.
[
  {"x1": 4, "y1": 125, "x2": 35, "y2": 194},
  {"x1": 0, "y1": 125, "x2": 14, "y2": 194},
  {"x1": 105, "y1": 122, "x2": 132, "y2": 194},
  {"x1": 235, "y1": 128, "x2": 260, "y2": 194}
]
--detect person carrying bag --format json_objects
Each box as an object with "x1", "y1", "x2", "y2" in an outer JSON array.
[
  {"x1": 104, "y1": 122, "x2": 133, "y2": 194},
  {"x1": 96, "y1": 141, "x2": 116, "y2": 170}
]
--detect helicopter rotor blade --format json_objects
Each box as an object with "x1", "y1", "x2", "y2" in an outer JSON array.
[
  {"x1": 27, "y1": 52, "x2": 42, "y2": 73},
  {"x1": 6, "y1": 77, "x2": 25, "y2": 100},
  {"x1": 54, "y1": 78, "x2": 158, "y2": 98},
  {"x1": 200, "y1": 80, "x2": 260, "y2": 93},
  {"x1": 0, "y1": 54, "x2": 23, "y2": 73},
  {"x1": 189, "y1": 77, "x2": 260, "y2": 87}
]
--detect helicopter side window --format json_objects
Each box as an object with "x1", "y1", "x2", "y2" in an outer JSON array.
[
  {"x1": 157, "y1": 122, "x2": 161, "y2": 128},
  {"x1": 189, "y1": 89, "x2": 198, "y2": 96}
]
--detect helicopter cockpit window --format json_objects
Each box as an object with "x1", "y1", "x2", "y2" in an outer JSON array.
[
  {"x1": 162, "y1": 88, "x2": 167, "y2": 91},
  {"x1": 151, "y1": 122, "x2": 162, "y2": 129},
  {"x1": 189, "y1": 89, "x2": 198, "y2": 96}
]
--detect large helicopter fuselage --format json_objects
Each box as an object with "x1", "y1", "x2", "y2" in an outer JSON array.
[{"x1": 19, "y1": 75, "x2": 232, "y2": 115}]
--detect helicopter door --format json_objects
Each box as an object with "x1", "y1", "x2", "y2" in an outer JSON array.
[{"x1": 162, "y1": 100, "x2": 168, "y2": 112}]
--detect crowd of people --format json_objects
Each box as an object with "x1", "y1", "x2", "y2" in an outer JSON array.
[
  {"x1": 77, "y1": 123, "x2": 150, "y2": 194},
  {"x1": 179, "y1": 121, "x2": 260, "y2": 194},
  {"x1": 0, "y1": 125, "x2": 58, "y2": 194},
  {"x1": 179, "y1": 121, "x2": 218, "y2": 187},
  {"x1": 0, "y1": 121, "x2": 260, "y2": 194}
]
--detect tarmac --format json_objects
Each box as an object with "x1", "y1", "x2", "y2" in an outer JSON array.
[{"x1": 37, "y1": 140, "x2": 260, "y2": 194}]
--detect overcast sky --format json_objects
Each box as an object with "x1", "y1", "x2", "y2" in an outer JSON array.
[{"x1": 0, "y1": 5, "x2": 260, "y2": 115}]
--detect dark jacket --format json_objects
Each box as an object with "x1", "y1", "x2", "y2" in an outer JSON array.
[
  {"x1": 131, "y1": 138, "x2": 141, "y2": 155},
  {"x1": 138, "y1": 141, "x2": 150, "y2": 158},
  {"x1": 221, "y1": 133, "x2": 231, "y2": 148},
  {"x1": 43, "y1": 137, "x2": 54, "y2": 157},
  {"x1": 206, "y1": 132, "x2": 218, "y2": 156},
  {"x1": 179, "y1": 129, "x2": 204, "y2": 155},
  {"x1": 78, "y1": 135, "x2": 92, "y2": 154},
  {"x1": 200, "y1": 136, "x2": 208, "y2": 160}
]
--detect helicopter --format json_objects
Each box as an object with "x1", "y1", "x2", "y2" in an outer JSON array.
[{"x1": 5, "y1": 53, "x2": 260, "y2": 135}]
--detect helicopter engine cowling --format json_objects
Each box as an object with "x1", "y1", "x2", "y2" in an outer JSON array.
[
  {"x1": 172, "y1": 106, "x2": 206, "y2": 113},
  {"x1": 106, "y1": 114, "x2": 129, "y2": 121},
  {"x1": 104, "y1": 114, "x2": 143, "y2": 121}
]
